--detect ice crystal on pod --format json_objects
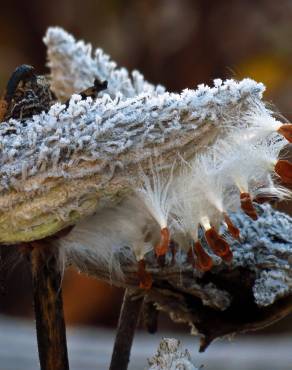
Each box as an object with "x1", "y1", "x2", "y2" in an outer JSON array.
[
  {"x1": 148, "y1": 338, "x2": 199, "y2": 370},
  {"x1": 44, "y1": 27, "x2": 165, "y2": 101},
  {"x1": 230, "y1": 204, "x2": 292, "y2": 306},
  {"x1": 0, "y1": 78, "x2": 266, "y2": 193}
]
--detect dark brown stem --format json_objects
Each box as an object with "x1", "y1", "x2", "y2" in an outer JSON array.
[
  {"x1": 109, "y1": 289, "x2": 144, "y2": 370},
  {"x1": 143, "y1": 300, "x2": 159, "y2": 334},
  {"x1": 29, "y1": 242, "x2": 69, "y2": 370},
  {"x1": 0, "y1": 246, "x2": 5, "y2": 296}
]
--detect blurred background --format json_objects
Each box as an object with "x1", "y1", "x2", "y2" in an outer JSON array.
[{"x1": 0, "y1": 0, "x2": 292, "y2": 368}]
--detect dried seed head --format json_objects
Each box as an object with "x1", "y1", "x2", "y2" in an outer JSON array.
[
  {"x1": 193, "y1": 241, "x2": 214, "y2": 272},
  {"x1": 137, "y1": 259, "x2": 152, "y2": 290},
  {"x1": 277, "y1": 124, "x2": 292, "y2": 143},
  {"x1": 223, "y1": 213, "x2": 240, "y2": 240},
  {"x1": 155, "y1": 227, "x2": 170, "y2": 257},
  {"x1": 240, "y1": 192, "x2": 258, "y2": 220},
  {"x1": 274, "y1": 160, "x2": 292, "y2": 184},
  {"x1": 204, "y1": 227, "x2": 233, "y2": 262}
]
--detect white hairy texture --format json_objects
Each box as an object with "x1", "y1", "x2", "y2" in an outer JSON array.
[
  {"x1": 0, "y1": 79, "x2": 265, "y2": 192},
  {"x1": 61, "y1": 129, "x2": 290, "y2": 277},
  {"x1": 252, "y1": 178, "x2": 292, "y2": 200},
  {"x1": 60, "y1": 198, "x2": 160, "y2": 278},
  {"x1": 44, "y1": 27, "x2": 165, "y2": 101},
  {"x1": 239, "y1": 99, "x2": 285, "y2": 140},
  {"x1": 229, "y1": 204, "x2": 292, "y2": 306},
  {"x1": 170, "y1": 186, "x2": 200, "y2": 245},
  {"x1": 211, "y1": 134, "x2": 287, "y2": 197},
  {"x1": 253, "y1": 270, "x2": 292, "y2": 307},
  {"x1": 170, "y1": 168, "x2": 203, "y2": 245},
  {"x1": 169, "y1": 129, "x2": 289, "y2": 244},
  {"x1": 148, "y1": 338, "x2": 199, "y2": 370},
  {"x1": 251, "y1": 136, "x2": 285, "y2": 171},
  {"x1": 191, "y1": 154, "x2": 225, "y2": 213},
  {"x1": 136, "y1": 161, "x2": 174, "y2": 229},
  {"x1": 173, "y1": 154, "x2": 226, "y2": 231}
]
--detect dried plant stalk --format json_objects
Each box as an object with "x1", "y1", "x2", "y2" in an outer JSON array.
[
  {"x1": 28, "y1": 243, "x2": 69, "y2": 370},
  {"x1": 109, "y1": 289, "x2": 144, "y2": 370}
]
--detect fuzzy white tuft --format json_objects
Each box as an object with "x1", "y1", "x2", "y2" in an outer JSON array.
[
  {"x1": 242, "y1": 100, "x2": 282, "y2": 134},
  {"x1": 170, "y1": 182, "x2": 200, "y2": 247},
  {"x1": 59, "y1": 198, "x2": 160, "y2": 278},
  {"x1": 136, "y1": 160, "x2": 174, "y2": 230},
  {"x1": 169, "y1": 127, "x2": 290, "y2": 241},
  {"x1": 170, "y1": 156, "x2": 222, "y2": 240},
  {"x1": 189, "y1": 153, "x2": 225, "y2": 214},
  {"x1": 211, "y1": 134, "x2": 285, "y2": 197}
]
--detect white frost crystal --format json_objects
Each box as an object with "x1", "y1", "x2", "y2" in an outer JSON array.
[
  {"x1": 44, "y1": 27, "x2": 165, "y2": 101},
  {"x1": 229, "y1": 204, "x2": 292, "y2": 306},
  {"x1": 253, "y1": 270, "x2": 292, "y2": 307},
  {"x1": 148, "y1": 338, "x2": 199, "y2": 370},
  {"x1": 0, "y1": 78, "x2": 265, "y2": 191}
]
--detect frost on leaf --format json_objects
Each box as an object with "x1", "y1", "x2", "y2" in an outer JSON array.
[{"x1": 148, "y1": 338, "x2": 199, "y2": 370}]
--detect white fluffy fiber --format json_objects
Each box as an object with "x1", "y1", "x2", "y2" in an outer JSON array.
[
  {"x1": 60, "y1": 197, "x2": 160, "y2": 279},
  {"x1": 136, "y1": 161, "x2": 175, "y2": 230}
]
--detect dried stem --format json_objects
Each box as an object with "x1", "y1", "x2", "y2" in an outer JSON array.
[
  {"x1": 143, "y1": 300, "x2": 159, "y2": 334},
  {"x1": 28, "y1": 242, "x2": 69, "y2": 370},
  {"x1": 109, "y1": 289, "x2": 144, "y2": 370},
  {"x1": 75, "y1": 260, "x2": 292, "y2": 352}
]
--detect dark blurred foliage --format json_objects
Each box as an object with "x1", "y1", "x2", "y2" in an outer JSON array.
[
  {"x1": 1, "y1": 0, "x2": 292, "y2": 114},
  {"x1": 0, "y1": 0, "x2": 291, "y2": 330}
]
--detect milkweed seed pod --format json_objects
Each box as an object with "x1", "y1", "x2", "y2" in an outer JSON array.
[
  {"x1": 43, "y1": 27, "x2": 165, "y2": 101},
  {"x1": 0, "y1": 27, "x2": 291, "y2": 284}
]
